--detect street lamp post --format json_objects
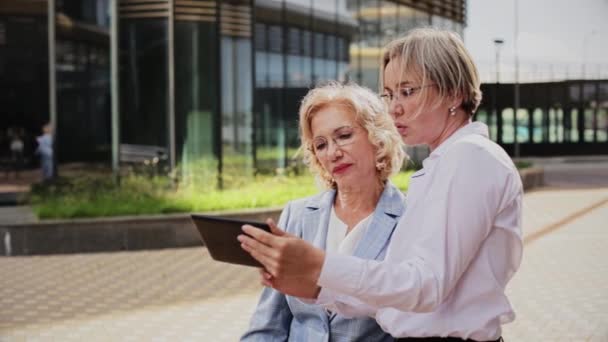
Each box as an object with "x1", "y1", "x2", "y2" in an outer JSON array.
[
  {"x1": 493, "y1": 38, "x2": 504, "y2": 142},
  {"x1": 513, "y1": 0, "x2": 520, "y2": 159}
]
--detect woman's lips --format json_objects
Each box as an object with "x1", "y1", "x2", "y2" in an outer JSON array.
[
  {"x1": 332, "y1": 164, "x2": 352, "y2": 175},
  {"x1": 396, "y1": 124, "x2": 408, "y2": 135}
]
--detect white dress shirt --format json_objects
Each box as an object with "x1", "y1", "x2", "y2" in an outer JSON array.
[{"x1": 316, "y1": 122, "x2": 523, "y2": 341}]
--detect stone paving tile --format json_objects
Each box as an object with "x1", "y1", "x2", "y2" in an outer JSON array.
[
  {"x1": 0, "y1": 248, "x2": 262, "y2": 341},
  {"x1": 502, "y1": 203, "x2": 608, "y2": 342},
  {"x1": 1, "y1": 188, "x2": 607, "y2": 341},
  {"x1": 521, "y1": 188, "x2": 608, "y2": 238}
]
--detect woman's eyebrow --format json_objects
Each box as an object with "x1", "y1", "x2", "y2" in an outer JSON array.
[
  {"x1": 384, "y1": 81, "x2": 412, "y2": 91},
  {"x1": 313, "y1": 125, "x2": 354, "y2": 139},
  {"x1": 332, "y1": 125, "x2": 354, "y2": 133}
]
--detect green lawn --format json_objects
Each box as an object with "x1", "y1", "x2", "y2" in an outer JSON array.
[{"x1": 31, "y1": 171, "x2": 413, "y2": 219}]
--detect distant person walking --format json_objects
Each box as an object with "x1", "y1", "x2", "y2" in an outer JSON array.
[
  {"x1": 9, "y1": 128, "x2": 25, "y2": 178},
  {"x1": 36, "y1": 123, "x2": 53, "y2": 181}
]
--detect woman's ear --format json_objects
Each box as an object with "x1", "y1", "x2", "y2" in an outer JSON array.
[{"x1": 448, "y1": 94, "x2": 464, "y2": 110}]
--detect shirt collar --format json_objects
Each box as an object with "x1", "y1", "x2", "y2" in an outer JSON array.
[{"x1": 421, "y1": 121, "x2": 489, "y2": 170}]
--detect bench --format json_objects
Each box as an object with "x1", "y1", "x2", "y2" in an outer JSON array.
[{"x1": 119, "y1": 144, "x2": 168, "y2": 174}]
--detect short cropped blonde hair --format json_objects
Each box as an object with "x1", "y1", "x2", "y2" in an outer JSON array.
[
  {"x1": 382, "y1": 28, "x2": 482, "y2": 115},
  {"x1": 298, "y1": 82, "x2": 405, "y2": 189}
]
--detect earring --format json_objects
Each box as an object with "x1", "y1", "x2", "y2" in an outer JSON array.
[{"x1": 449, "y1": 107, "x2": 457, "y2": 116}]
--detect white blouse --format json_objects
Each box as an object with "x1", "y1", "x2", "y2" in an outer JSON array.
[
  {"x1": 325, "y1": 207, "x2": 373, "y2": 255},
  {"x1": 316, "y1": 122, "x2": 524, "y2": 341}
]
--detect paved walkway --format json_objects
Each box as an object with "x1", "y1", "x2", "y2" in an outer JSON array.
[{"x1": 1, "y1": 159, "x2": 607, "y2": 341}]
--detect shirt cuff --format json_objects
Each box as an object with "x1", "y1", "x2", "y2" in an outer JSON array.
[{"x1": 317, "y1": 252, "x2": 365, "y2": 296}]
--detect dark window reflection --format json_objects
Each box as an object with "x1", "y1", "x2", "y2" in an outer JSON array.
[
  {"x1": 175, "y1": 21, "x2": 218, "y2": 180},
  {"x1": 120, "y1": 19, "x2": 168, "y2": 147}
]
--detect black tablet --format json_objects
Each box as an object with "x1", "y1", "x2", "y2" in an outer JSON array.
[{"x1": 191, "y1": 214, "x2": 271, "y2": 267}]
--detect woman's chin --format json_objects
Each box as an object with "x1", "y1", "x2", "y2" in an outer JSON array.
[{"x1": 402, "y1": 136, "x2": 417, "y2": 146}]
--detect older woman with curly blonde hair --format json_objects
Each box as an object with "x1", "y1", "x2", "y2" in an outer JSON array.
[{"x1": 241, "y1": 82, "x2": 406, "y2": 342}]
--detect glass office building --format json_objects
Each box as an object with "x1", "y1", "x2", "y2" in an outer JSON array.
[
  {"x1": 15, "y1": 1, "x2": 607, "y2": 183},
  {"x1": 0, "y1": 0, "x2": 466, "y2": 182}
]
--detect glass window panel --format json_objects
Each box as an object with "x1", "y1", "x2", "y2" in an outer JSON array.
[
  {"x1": 120, "y1": 19, "x2": 168, "y2": 147},
  {"x1": 532, "y1": 108, "x2": 543, "y2": 143},
  {"x1": 268, "y1": 53, "x2": 283, "y2": 87},
  {"x1": 256, "y1": 51, "x2": 268, "y2": 87},
  {"x1": 555, "y1": 109, "x2": 564, "y2": 142},
  {"x1": 516, "y1": 108, "x2": 529, "y2": 143},
  {"x1": 380, "y1": 1, "x2": 397, "y2": 46},
  {"x1": 476, "y1": 109, "x2": 488, "y2": 124},
  {"x1": 314, "y1": 32, "x2": 324, "y2": 58},
  {"x1": 326, "y1": 35, "x2": 336, "y2": 59},
  {"x1": 338, "y1": 61, "x2": 349, "y2": 82},
  {"x1": 175, "y1": 21, "x2": 218, "y2": 183},
  {"x1": 584, "y1": 109, "x2": 594, "y2": 142},
  {"x1": 268, "y1": 25, "x2": 282, "y2": 53},
  {"x1": 314, "y1": 57, "x2": 324, "y2": 84},
  {"x1": 570, "y1": 109, "x2": 579, "y2": 142},
  {"x1": 302, "y1": 30, "x2": 312, "y2": 57},
  {"x1": 302, "y1": 56, "x2": 312, "y2": 86},
  {"x1": 501, "y1": 108, "x2": 514, "y2": 143},
  {"x1": 287, "y1": 55, "x2": 304, "y2": 87},
  {"x1": 288, "y1": 28, "x2": 300, "y2": 55},
  {"x1": 254, "y1": 23, "x2": 266, "y2": 51},
  {"x1": 222, "y1": 36, "x2": 254, "y2": 179},
  {"x1": 598, "y1": 108, "x2": 608, "y2": 142},
  {"x1": 325, "y1": 59, "x2": 337, "y2": 81},
  {"x1": 337, "y1": 37, "x2": 347, "y2": 61},
  {"x1": 548, "y1": 108, "x2": 558, "y2": 143}
]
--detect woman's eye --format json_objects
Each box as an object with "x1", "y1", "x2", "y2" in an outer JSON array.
[
  {"x1": 338, "y1": 133, "x2": 352, "y2": 140},
  {"x1": 315, "y1": 143, "x2": 326, "y2": 150},
  {"x1": 400, "y1": 88, "x2": 413, "y2": 97}
]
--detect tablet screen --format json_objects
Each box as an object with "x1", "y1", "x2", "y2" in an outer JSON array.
[{"x1": 191, "y1": 214, "x2": 271, "y2": 267}]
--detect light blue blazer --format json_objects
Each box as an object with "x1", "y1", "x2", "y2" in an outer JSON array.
[{"x1": 241, "y1": 182, "x2": 406, "y2": 342}]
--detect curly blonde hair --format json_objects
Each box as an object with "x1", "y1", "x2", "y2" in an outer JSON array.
[{"x1": 298, "y1": 82, "x2": 406, "y2": 189}]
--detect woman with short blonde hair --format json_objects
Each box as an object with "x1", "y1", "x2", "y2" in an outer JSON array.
[{"x1": 381, "y1": 28, "x2": 482, "y2": 117}]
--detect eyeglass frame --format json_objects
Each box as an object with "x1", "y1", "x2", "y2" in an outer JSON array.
[
  {"x1": 380, "y1": 84, "x2": 436, "y2": 104},
  {"x1": 307, "y1": 125, "x2": 363, "y2": 157}
]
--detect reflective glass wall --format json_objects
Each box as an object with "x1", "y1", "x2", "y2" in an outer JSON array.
[
  {"x1": 174, "y1": 15, "x2": 218, "y2": 184},
  {"x1": 0, "y1": 3, "x2": 49, "y2": 164},
  {"x1": 0, "y1": 0, "x2": 482, "y2": 185},
  {"x1": 55, "y1": 0, "x2": 111, "y2": 163},
  {"x1": 347, "y1": 0, "x2": 463, "y2": 91},
  {"x1": 253, "y1": 0, "x2": 352, "y2": 173},
  {"x1": 220, "y1": 1, "x2": 254, "y2": 181},
  {"x1": 477, "y1": 80, "x2": 608, "y2": 155},
  {"x1": 173, "y1": 1, "x2": 221, "y2": 184}
]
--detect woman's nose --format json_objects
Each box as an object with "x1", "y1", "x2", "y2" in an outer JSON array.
[
  {"x1": 389, "y1": 101, "x2": 404, "y2": 119},
  {"x1": 328, "y1": 142, "x2": 343, "y2": 160}
]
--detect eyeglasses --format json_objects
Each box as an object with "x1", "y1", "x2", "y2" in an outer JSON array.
[
  {"x1": 309, "y1": 126, "x2": 360, "y2": 157},
  {"x1": 380, "y1": 84, "x2": 436, "y2": 105}
]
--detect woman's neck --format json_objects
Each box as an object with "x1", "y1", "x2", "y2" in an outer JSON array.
[
  {"x1": 334, "y1": 180, "x2": 384, "y2": 230},
  {"x1": 429, "y1": 116, "x2": 471, "y2": 151}
]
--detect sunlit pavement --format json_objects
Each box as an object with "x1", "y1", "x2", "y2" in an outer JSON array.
[{"x1": 1, "y1": 187, "x2": 607, "y2": 341}]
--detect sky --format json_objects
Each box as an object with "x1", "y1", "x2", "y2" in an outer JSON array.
[{"x1": 464, "y1": 0, "x2": 608, "y2": 83}]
